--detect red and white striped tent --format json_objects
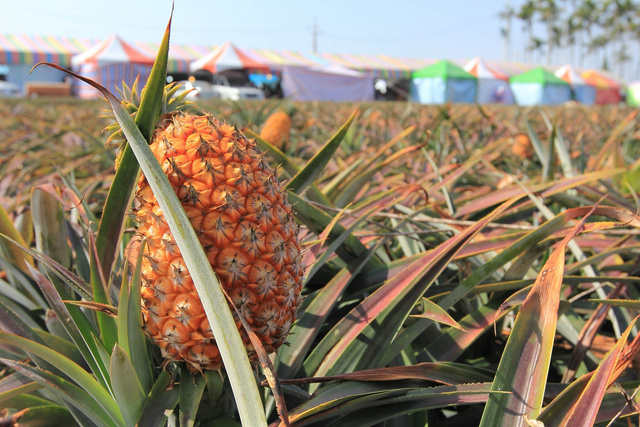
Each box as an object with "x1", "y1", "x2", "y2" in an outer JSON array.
[
  {"x1": 464, "y1": 57, "x2": 514, "y2": 104},
  {"x1": 190, "y1": 41, "x2": 269, "y2": 74},
  {"x1": 71, "y1": 34, "x2": 155, "y2": 98},
  {"x1": 554, "y1": 64, "x2": 596, "y2": 104}
]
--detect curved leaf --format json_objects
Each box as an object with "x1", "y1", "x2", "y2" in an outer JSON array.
[
  {"x1": 0, "y1": 358, "x2": 120, "y2": 427},
  {"x1": 0, "y1": 331, "x2": 123, "y2": 426}
]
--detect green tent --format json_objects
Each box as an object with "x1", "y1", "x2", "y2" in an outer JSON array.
[
  {"x1": 627, "y1": 81, "x2": 640, "y2": 107},
  {"x1": 509, "y1": 67, "x2": 568, "y2": 85},
  {"x1": 509, "y1": 66, "x2": 572, "y2": 105},
  {"x1": 412, "y1": 60, "x2": 476, "y2": 80},
  {"x1": 411, "y1": 60, "x2": 477, "y2": 103}
]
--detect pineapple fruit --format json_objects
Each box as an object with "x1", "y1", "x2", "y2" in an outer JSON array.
[
  {"x1": 133, "y1": 112, "x2": 303, "y2": 372},
  {"x1": 511, "y1": 133, "x2": 533, "y2": 159},
  {"x1": 259, "y1": 111, "x2": 291, "y2": 150}
]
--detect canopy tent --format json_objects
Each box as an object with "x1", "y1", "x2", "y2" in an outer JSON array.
[
  {"x1": 281, "y1": 63, "x2": 374, "y2": 101},
  {"x1": 581, "y1": 70, "x2": 622, "y2": 105},
  {"x1": 243, "y1": 48, "x2": 327, "y2": 71},
  {"x1": 0, "y1": 34, "x2": 95, "y2": 66},
  {"x1": 0, "y1": 34, "x2": 96, "y2": 93},
  {"x1": 510, "y1": 67, "x2": 571, "y2": 105},
  {"x1": 627, "y1": 81, "x2": 640, "y2": 107},
  {"x1": 486, "y1": 60, "x2": 532, "y2": 77},
  {"x1": 464, "y1": 57, "x2": 514, "y2": 104},
  {"x1": 411, "y1": 60, "x2": 477, "y2": 104},
  {"x1": 134, "y1": 41, "x2": 214, "y2": 73},
  {"x1": 71, "y1": 34, "x2": 154, "y2": 99},
  {"x1": 554, "y1": 64, "x2": 596, "y2": 105},
  {"x1": 322, "y1": 52, "x2": 415, "y2": 80},
  {"x1": 190, "y1": 41, "x2": 269, "y2": 74}
]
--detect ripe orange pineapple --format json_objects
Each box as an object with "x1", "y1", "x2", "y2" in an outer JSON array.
[
  {"x1": 259, "y1": 111, "x2": 291, "y2": 150},
  {"x1": 511, "y1": 133, "x2": 533, "y2": 159},
  {"x1": 133, "y1": 112, "x2": 303, "y2": 372}
]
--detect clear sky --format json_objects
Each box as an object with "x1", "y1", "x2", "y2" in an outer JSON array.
[{"x1": 1, "y1": 0, "x2": 517, "y2": 62}]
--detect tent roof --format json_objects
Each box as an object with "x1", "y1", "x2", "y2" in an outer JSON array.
[
  {"x1": 133, "y1": 41, "x2": 214, "y2": 73},
  {"x1": 0, "y1": 34, "x2": 96, "y2": 66},
  {"x1": 555, "y1": 64, "x2": 587, "y2": 85},
  {"x1": 71, "y1": 34, "x2": 154, "y2": 67},
  {"x1": 310, "y1": 63, "x2": 371, "y2": 77},
  {"x1": 464, "y1": 57, "x2": 509, "y2": 80},
  {"x1": 510, "y1": 67, "x2": 568, "y2": 85},
  {"x1": 190, "y1": 41, "x2": 269, "y2": 73},
  {"x1": 412, "y1": 60, "x2": 476, "y2": 80},
  {"x1": 322, "y1": 52, "x2": 415, "y2": 79},
  {"x1": 581, "y1": 70, "x2": 622, "y2": 89}
]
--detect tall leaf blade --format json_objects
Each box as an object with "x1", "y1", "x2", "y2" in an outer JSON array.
[
  {"x1": 178, "y1": 367, "x2": 206, "y2": 427},
  {"x1": 110, "y1": 345, "x2": 146, "y2": 427},
  {"x1": 479, "y1": 206, "x2": 598, "y2": 426},
  {"x1": 93, "y1": 15, "x2": 171, "y2": 281},
  {"x1": 117, "y1": 238, "x2": 152, "y2": 393}
]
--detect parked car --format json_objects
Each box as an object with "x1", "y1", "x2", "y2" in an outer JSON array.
[
  {"x1": 210, "y1": 75, "x2": 265, "y2": 101},
  {"x1": 174, "y1": 80, "x2": 217, "y2": 100},
  {"x1": 0, "y1": 81, "x2": 20, "y2": 97},
  {"x1": 174, "y1": 77, "x2": 264, "y2": 101}
]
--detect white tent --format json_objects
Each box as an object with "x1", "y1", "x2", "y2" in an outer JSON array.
[
  {"x1": 281, "y1": 64, "x2": 374, "y2": 101},
  {"x1": 464, "y1": 57, "x2": 514, "y2": 104},
  {"x1": 71, "y1": 34, "x2": 154, "y2": 98},
  {"x1": 554, "y1": 64, "x2": 596, "y2": 105},
  {"x1": 190, "y1": 41, "x2": 268, "y2": 74}
]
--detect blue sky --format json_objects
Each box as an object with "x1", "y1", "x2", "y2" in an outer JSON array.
[{"x1": 1, "y1": 0, "x2": 518, "y2": 61}]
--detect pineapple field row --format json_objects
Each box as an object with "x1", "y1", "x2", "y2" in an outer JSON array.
[{"x1": 0, "y1": 89, "x2": 639, "y2": 426}]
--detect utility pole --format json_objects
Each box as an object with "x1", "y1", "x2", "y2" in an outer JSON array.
[{"x1": 312, "y1": 17, "x2": 319, "y2": 53}]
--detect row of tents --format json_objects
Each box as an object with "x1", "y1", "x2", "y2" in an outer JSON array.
[
  {"x1": 411, "y1": 59, "x2": 624, "y2": 105},
  {"x1": 0, "y1": 33, "x2": 636, "y2": 105}
]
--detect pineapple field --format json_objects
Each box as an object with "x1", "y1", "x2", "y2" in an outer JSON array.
[{"x1": 1, "y1": 21, "x2": 640, "y2": 427}]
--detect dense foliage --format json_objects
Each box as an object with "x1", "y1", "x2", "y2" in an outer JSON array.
[{"x1": 0, "y1": 96, "x2": 639, "y2": 426}]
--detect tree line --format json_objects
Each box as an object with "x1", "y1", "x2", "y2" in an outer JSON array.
[{"x1": 499, "y1": 0, "x2": 639, "y2": 81}]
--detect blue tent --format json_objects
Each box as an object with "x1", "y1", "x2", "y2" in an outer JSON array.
[
  {"x1": 411, "y1": 60, "x2": 477, "y2": 104},
  {"x1": 510, "y1": 67, "x2": 572, "y2": 105},
  {"x1": 555, "y1": 64, "x2": 596, "y2": 105}
]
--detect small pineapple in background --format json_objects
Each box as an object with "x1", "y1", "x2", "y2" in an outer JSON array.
[
  {"x1": 511, "y1": 133, "x2": 533, "y2": 159},
  {"x1": 260, "y1": 110, "x2": 291, "y2": 151},
  {"x1": 133, "y1": 112, "x2": 303, "y2": 373}
]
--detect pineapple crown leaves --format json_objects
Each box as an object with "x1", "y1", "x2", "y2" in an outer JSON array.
[{"x1": 101, "y1": 77, "x2": 195, "y2": 147}]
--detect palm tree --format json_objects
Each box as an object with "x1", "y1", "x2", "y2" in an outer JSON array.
[
  {"x1": 536, "y1": 0, "x2": 562, "y2": 64},
  {"x1": 610, "y1": 0, "x2": 637, "y2": 80},
  {"x1": 560, "y1": 0, "x2": 578, "y2": 66},
  {"x1": 572, "y1": 0, "x2": 599, "y2": 68},
  {"x1": 517, "y1": 1, "x2": 537, "y2": 62},
  {"x1": 499, "y1": 2, "x2": 515, "y2": 61}
]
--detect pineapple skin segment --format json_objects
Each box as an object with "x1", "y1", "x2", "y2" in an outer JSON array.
[{"x1": 133, "y1": 113, "x2": 303, "y2": 372}]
